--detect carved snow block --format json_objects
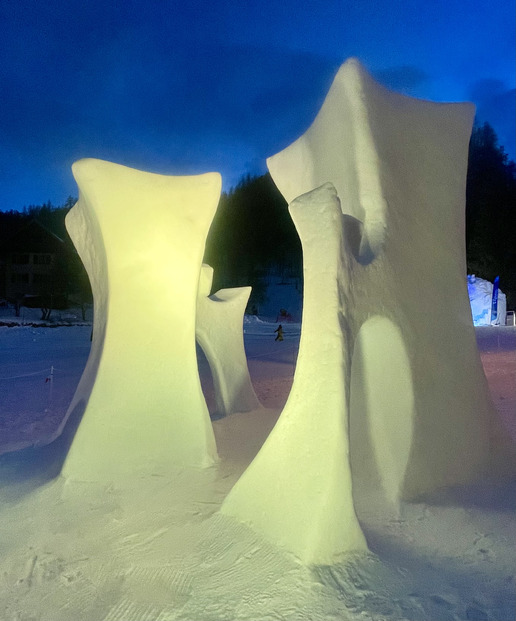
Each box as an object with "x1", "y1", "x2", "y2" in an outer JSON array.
[
  {"x1": 62, "y1": 159, "x2": 220, "y2": 481},
  {"x1": 265, "y1": 58, "x2": 514, "y2": 505},
  {"x1": 196, "y1": 264, "x2": 261, "y2": 417},
  {"x1": 221, "y1": 184, "x2": 368, "y2": 565}
]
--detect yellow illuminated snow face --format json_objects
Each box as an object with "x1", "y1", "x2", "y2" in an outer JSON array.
[{"x1": 62, "y1": 159, "x2": 221, "y2": 482}]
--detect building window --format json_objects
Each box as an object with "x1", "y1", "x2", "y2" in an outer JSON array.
[
  {"x1": 11, "y1": 273, "x2": 29, "y2": 283},
  {"x1": 33, "y1": 253, "x2": 52, "y2": 265},
  {"x1": 11, "y1": 253, "x2": 30, "y2": 264}
]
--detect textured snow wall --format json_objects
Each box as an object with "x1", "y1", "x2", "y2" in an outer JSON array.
[
  {"x1": 221, "y1": 184, "x2": 368, "y2": 564},
  {"x1": 196, "y1": 264, "x2": 261, "y2": 416},
  {"x1": 223, "y1": 58, "x2": 516, "y2": 557},
  {"x1": 61, "y1": 159, "x2": 220, "y2": 481}
]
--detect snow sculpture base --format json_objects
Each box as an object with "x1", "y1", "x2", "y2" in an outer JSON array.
[
  {"x1": 196, "y1": 264, "x2": 261, "y2": 417},
  {"x1": 264, "y1": 58, "x2": 515, "y2": 505},
  {"x1": 61, "y1": 159, "x2": 220, "y2": 482},
  {"x1": 221, "y1": 185, "x2": 368, "y2": 565}
]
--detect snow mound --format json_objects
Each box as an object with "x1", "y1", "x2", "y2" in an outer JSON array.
[{"x1": 468, "y1": 275, "x2": 507, "y2": 325}]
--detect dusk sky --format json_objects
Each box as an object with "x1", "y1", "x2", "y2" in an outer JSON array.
[{"x1": 1, "y1": 0, "x2": 514, "y2": 211}]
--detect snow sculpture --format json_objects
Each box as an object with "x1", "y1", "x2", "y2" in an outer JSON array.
[
  {"x1": 467, "y1": 275, "x2": 507, "y2": 326},
  {"x1": 222, "y1": 59, "x2": 515, "y2": 557},
  {"x1": 61, "y1": 159, "x2": 220, "y2": 481},
  {"x1": 222, "y1": 184, "x2": 368, "y2": 564},
  {"x1": 268, "y1": 59, "x2": 516, "y2": 501},
  {"x1": 196, "y1": 264, "x2": 261, "y2": 417}
]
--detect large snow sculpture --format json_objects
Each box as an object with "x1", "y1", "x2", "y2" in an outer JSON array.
[
  {"x1": 222, "y1": 184, "x2": 368, "y2": 564},
  {"x1": 274, "y1": 59, "x2": 516, "y2": 499},
  {"x1": 196, "y1": 264, "x2": 261, "y2": 417},
  {"x1": 61, "y1": 159, "x2": 220, "y2": 481},
  {"x1": 222, "y1": 58, "x2": 515, "y2": 552}
]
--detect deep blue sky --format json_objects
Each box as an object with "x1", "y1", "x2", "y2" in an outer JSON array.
[{"x1": 1, "y1": 0, "x2": 514, "y2": 211}]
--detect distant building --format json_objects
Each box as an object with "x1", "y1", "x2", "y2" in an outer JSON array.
[{"x1": 0, "y1": 219, "x2": 71, "y2": 313}]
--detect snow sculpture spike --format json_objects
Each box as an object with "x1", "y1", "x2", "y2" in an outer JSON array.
[
  {"x1": 221, "y1": 184, "x2": 368, "y2": 565},
  {"x1": 196, "y1": 264, "x2": 261, "y2": 417},
  {"x1": 61, "y1": 159, "x2": 220, "y2": 481},
  {"x1": 222, "y1": 59, "x2": 516, "y2": 560}
]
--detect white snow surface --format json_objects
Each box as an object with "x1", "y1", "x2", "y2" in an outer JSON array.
[{"x1": 0, "y1": 320, "x2": 515, "y2": 621}]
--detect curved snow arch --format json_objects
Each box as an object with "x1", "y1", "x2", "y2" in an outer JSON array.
[
  {"x1": 349, "y1": 316, "x2": 414, "y2": 507},
  {"x1": 195, "y1": 264, "x2": 262, "y2": 419}
]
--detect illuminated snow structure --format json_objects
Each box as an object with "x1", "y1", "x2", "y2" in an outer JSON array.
[
  {"x1": 196, "y1": 264, "x2": 261, "y2": 417},
  {"x1": 56, "y1": 59, "x2": 515, "y2": 567},
  {"x1": 467, "y1": 275, "x2": 507, "y2": 326},
  {"x1": 62, "y1": 159, "x2": 220, "y2": 481},
  {"x1": 221, "y1": 183, "x2": 368, "y2": 563},
  {"x1": 221, "y1": 59, "x2": 515, "y2": 563}
]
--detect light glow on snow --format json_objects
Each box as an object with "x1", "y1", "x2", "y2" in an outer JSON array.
[
  {"x1": 350, "y1": 316, "x2": 414, "y2": 505},
  {"x1": 61, "y1": 159, "x2": 221, "y2": 482},
  {"x1": 196, "y1": 264, "x2": 261, "y2": 417}
]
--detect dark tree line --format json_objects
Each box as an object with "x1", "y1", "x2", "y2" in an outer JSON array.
[
  {"x1": 2, "y1": 120, "x2": 514, "y2": 314},
  {"x1": 205, "y1": 121, "x2": 516, "y2": 310},
  {"x1": 0, "y1": 198, "x2": 92, "y2": 317},
  {"x1": 0, "y1": 198, "x2": 75, "y2": 246},
  {"x1": 203, "y1": 174, "x2": 301, "y2": 310},
  {"x1": 466, "y1": 122, "x2": 516, "y2": 307}
]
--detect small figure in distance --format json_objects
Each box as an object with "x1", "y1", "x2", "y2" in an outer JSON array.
[
  {"x1": 276, "y1": 307, "x2": 293, "y2": 322},
  {"x1": 274, "y1": 324, "x2": 284, "y2": 342},
  {"x1": 276, "y1": 308, "x2": 288, "y2": 322}
]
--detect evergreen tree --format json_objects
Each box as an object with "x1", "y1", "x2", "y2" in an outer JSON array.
[
  {"x1": 204, "y1": 174, "x2": 302, "y2": 310},
  {"x1": 0, "y1": 198, "x2": 91, "y2": 314},
  {"x1": 466, "y1": 122, "x2": 516, "y2": 307}
]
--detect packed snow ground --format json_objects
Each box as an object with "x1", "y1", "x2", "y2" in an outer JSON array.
[{"x1": 0, "y1": 316, "x2": 515, "y2": 621}]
